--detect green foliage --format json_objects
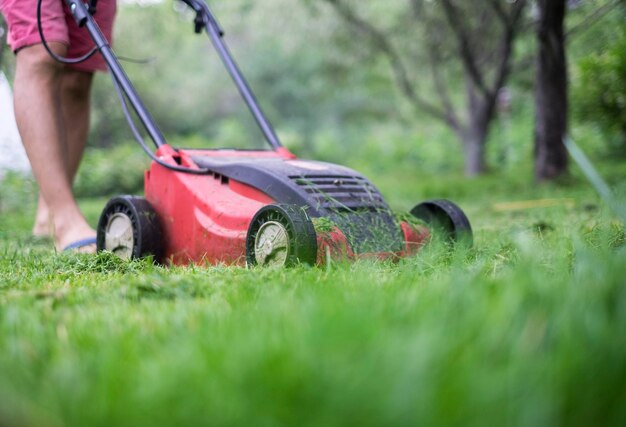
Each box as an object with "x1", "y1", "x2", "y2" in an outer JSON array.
[
  {"x1": 1, "y1": 0, "x2": 625, "y2": 181},
  {"x1": 73, "y1": 142, "x2": 149, "y2": 197},
  {"x1": 312, "y1": 216, "x2": 337, "y2": 233},
  {"x1": 573, "y1": 26, "x2": 626, "y2": 156},
  {"x1": 82, "y1": 1, "x2": 460, "y2": 163},
  {"x1": 89, "y1": 0, "x2": 353, "y2": 151},
  {"x1": 0, "y1": 171, "x2": 37, "y2": 215}
]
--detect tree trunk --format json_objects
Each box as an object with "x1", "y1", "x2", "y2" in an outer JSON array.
[
  {"x1": 461, "y1": 79, "x2": 492, "y2": 176},
  {"x1": 534, "y1": 0, "x2": 568, "y2": 181},
  {"x1": 463, "y1": 128, "x2": 487, "y2": 176}
]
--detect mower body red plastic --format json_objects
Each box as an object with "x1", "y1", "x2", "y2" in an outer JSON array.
[{"x1": 144, "y1": 145, "x2": 429, "y2": 266}]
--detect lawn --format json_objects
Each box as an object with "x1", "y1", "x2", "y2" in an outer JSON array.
[{"x1": 0, "y1": 165, "x2": 625, "y2": 426}]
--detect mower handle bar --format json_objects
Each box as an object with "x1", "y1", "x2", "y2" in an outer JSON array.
[
  {"x1": 64, "y1": 0, "x2": 282, "y2": 151},
  {"x1": 180, "y1": 0, "x2": 282, "y2": 150}
]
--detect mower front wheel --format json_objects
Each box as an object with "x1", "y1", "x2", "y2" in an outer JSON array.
[
  {"x1": 97, "y1": 196, "x2": 164, "y2": 262},
  {"x1": 246, "y1": 204, "x2": 317, "y2": 267},
  {"x1": 410, "y1": 199, "x2": 473, "y2": 246}
]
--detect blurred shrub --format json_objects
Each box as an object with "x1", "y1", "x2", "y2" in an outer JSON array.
[
  {"x1": 0, "y1": 171, "x2": 37, "y2": 214},
  {"x1": 74, "y1": 142, "x2": 149, "y2": 198},
  {"x1": 573, "y1": 28, "x2": 626, "y2": 157}
]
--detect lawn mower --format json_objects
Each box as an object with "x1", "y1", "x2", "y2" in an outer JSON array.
[{"x1": 57, "y1": 0, "x2": 472, "y2": 267}]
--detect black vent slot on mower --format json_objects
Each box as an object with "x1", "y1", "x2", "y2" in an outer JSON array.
[
  {"x1": 290, "y1": 175, "x2": 387, "y2": 211},
  {"x1": 290, "y1": 174, "x2": 404, "y2": 253}
]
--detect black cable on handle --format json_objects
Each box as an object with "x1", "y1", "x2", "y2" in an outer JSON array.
[
  {"x1": 42, "y1": 0, "x2": 209, "y2": 175},
  {"x1": 39, "y1": 0, "x2": 152, "y2": 65},
  {"x1": 64, "y1": 0, "x2": 168, "y2": 149},
  {"x1": 88, "y1": 0, "x2": 98, "y2": 15},
  {"x1": 36, "y1": 0, "x2": 209, "y2": 175},
  {"x1": 37, "y1": 0, "x2": 98, "y2": 64},
  {"x1": 110, "y1": 72, "x2": 209, "y2": 175}
]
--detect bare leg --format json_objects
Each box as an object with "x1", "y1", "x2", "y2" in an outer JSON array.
[
  {"x1": 32, "y1": 69, "x2": 94, "y2": 237},
  {"x1": 32, "y1": 193, "x2": 51, "y2": 237},
  {"x1": 14, "y1": 43, "x2": 96, "y2": 251},
  {"x1": 60, "y1": 69, "x2": 93, "y2": 179}
]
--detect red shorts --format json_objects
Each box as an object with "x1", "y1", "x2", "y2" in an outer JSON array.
[{"x1": 0, "y1": 0, "x2": 117, "y2": 72}]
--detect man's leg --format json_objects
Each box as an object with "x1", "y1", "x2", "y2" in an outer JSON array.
[
  {"x1": 32, "y1": 194, "x2": 51, "y2": 237},
  {"x1": 31, "y1": 69, "x2": 93, "y2": 238},
  {"x1": 13, "y1": 42, "x2": 95, "y2": 251},
  {"x1": 60, "y1": 69, "x2": 93, "y2": 179}
]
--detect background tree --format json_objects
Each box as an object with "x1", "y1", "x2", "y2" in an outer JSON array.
[
  {"x1": 534, "y1": 0, "x2": 569, "y2": 181},
  {"x1": 2, "y1": 0, "x2": 623, "y2": 185},
  {"x1": 310, "y1": 0, "x2": 528, "y2": 176},
  {"x1": 572, "y1": 1, "x2": 626, "y2": 157}
]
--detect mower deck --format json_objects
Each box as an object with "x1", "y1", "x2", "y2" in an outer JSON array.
[{"x1": 130, "y1": 145, "x2": 431, "y2": 266}]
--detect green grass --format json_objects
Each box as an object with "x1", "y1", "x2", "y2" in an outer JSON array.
[{"x1": 1, "y1": 168, "x2": 625, "y2": 427}]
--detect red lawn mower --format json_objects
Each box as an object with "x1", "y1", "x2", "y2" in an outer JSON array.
[{"x1": 57, "y1": 0, "x2": 472, "y2": 267}]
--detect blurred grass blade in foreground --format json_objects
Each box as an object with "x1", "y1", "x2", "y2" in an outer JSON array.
[{"x1": 564, "y1": 136, "x2": 626, "y2": 222}]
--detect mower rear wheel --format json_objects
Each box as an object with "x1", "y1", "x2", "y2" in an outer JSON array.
[
  {"x1": 97, "y1": 196, "x2": 163, "y2": 262},
  {"x1": 246, "y1": 204, "x2": 317, "y2": 267},
  {"x1": 410, "y1": 199, "x2": 473, "y2": 246}
]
